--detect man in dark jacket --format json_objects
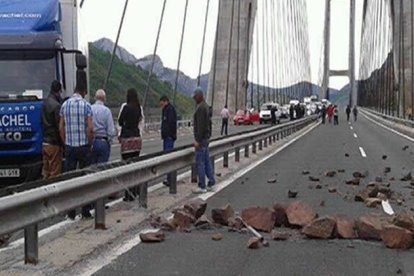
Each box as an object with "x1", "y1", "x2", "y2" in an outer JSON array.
[
  {"x1": 41, "y1": 80, "x2": 63, "y2": 179},
  {"x1": 160, "y1": 95, "x2": 177, "y2": 186},
  {"x1": 192, "y1": 87, "x2": 215, "y2": 194}
]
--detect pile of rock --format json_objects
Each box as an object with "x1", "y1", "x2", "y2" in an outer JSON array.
[{"x1": 144, "y1": 198, "x2": 414, "y2": 250}]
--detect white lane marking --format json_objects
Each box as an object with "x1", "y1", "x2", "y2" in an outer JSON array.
[
  {"x1": 361, "y1": 112, "x2": 414, "y2": 143},
  {"x1": 353, "y1": 133, "x2": 358, "y2": 138},
  {"x1": 350, "y1": 126, "x2": 353, "y2": 130},
  {"x1": 79, "y1": 122, "x2": 320, "y2": 276},
  {"x1": 359, "y1": 147, "x2": 367, "y2": 158}
]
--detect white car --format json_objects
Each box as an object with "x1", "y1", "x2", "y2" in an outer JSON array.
[{"x1": 259, "y1": 102, "x2": 281, "y2": 124}]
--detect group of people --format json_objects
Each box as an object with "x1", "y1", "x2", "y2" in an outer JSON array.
[
  {"x1": 41, "y1": 81, "x2": 215, "y2": 218},
  {"x1": 320, "y1": 104, "x2": 358, "y2": 125},
  {"x1": 289, "y1": 104, "x2": 306, "y2": 121}
]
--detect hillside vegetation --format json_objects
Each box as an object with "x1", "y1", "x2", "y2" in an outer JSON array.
[{"x1": 89, "y1": 44, "x2": 194, "y2": 117}]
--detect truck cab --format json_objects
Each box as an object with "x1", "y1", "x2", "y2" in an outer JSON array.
[{"x1": 0, "y1": 0, "x2": 88, "y2": 186}]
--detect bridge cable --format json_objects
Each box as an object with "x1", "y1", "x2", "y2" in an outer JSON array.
[
  {"x1": 210, "y1": 1, "x2": 222, "y2": 112},
  {"x1": 142, "y1": 0, "x2": 167, "y2": 110},
  {"x1": 197, "y1": 0, "x2": 211, "y2": 86},
  {"x1": 172, "y1": 0, "x2": 190, "y2": 106},
  {"x1": 235, "y1": 0, "x2": 241, "y2": 112},
  {"x1": 103, "y1": 0, "x2": 129, "y2": 90}
]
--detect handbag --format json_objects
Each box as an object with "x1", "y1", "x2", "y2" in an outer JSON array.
[{"x1": 120, "y1": 137, "x2": 142, "y2": 154}]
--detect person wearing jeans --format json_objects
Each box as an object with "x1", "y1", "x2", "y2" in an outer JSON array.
[
  {"x1": 192, "y1": 87, "x2": 215, "y2": 194},
  {"x1": 160, "y1": 95, "x2": 177, "y2": 186},
  {"x1": 220, "y1": 105, "x2": 230, "y2": 136},
  {"x1": 91, "y1": 89, "x2": 116, "y2": 165},
  {"x1": 59, "y1": 84, "x2": 94, "y2": 219}
]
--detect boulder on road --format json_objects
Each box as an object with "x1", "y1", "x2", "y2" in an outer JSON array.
[
  {"x1": 184, "y1": 199, "x2": 207, "y2": 219},
  {"x1": 355, "y1": 214, "x2": 388, "y2": 240},
  {"x1": 172, "y1": 209, "x2": 195, "y2": 230},
  {"x1": 140, "y1": 231, "x2": 165, "y2": 243},
  {"x1": 211, "y1": 204, "x2": 235, "y2": 226},
  {"x1": 286, "y1": 201, "x2": 317, "y2": 227},
  {"x1": 211, "y1": 233, "x2": 223, "y2": 241},
  {"x1": 365, "y1": 198, "x2": 382, "y2": 208},
  {"x1": 160, "y1": 219, "x2": 176, "y2": 232},
  {"x1": 271, "y1": 231, "x2": 290, "y2": 241},
  {"x1": 303, "y1": 216, "x2": 336, "y2": 239},
  {"x1": 392, "y1": 212, "x2": 414, "y2": 232},
  {"x1": 288, "y1": 190, "x2": 298, "y2": 198},
  {"x1": 346, "y1": 178, "x2": 361, "y2": 185},
  {"x1": 328, "y1": 187, "x2": 337, "y2": 193},
  {"x1": 401, "y1": 172, "x2": 412, "y2": 182},
  {"x1": 309, "y1": 176, "x2": 320, "y2": 182},
  {"x1": 381, "y1": 225, "x2": 413, "y2": 249},
  {"x1": 334, "y1": 215, "x2": 357, "y2": 239},
  {"x1": 195, "y1": 215, "x2": 212, "y2": 229},
  {"x1": 353, "y1": 172, "x2": 366, "y2": 178},
  {"x1": 355, "y1": 186, "x2": 379, "y2": 202},
  {"x1": 247, "y1": 237, "x2": 261, "y2": 249},
  {"x1": 228, "y1": 217, "x2": 243, "y2": 231},
  {"x1": 273, "y1": 203, "x2": 288, "y2": 227},
  {"x1": 241, "y1": 207, "x2": 276, "y2": 233}
]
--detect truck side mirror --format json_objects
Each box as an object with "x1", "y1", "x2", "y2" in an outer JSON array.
[{"x1": 75, "y1": 54, "x2": 87, "y2": 69}]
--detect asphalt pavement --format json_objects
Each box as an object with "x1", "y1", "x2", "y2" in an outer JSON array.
[{"x1": 95, "y1": 114, "x2": 414, "y2": 276}]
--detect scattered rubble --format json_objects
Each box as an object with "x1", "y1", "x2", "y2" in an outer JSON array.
[
  {"x1": 309, "y1": 176, "x2": 320, "y2": 182},
  {"x1": 286, "y1": 201, "x2": 317, "y2": 227},
  {"x1": 334, "y1": 215, "x2": 357, "y2": 239},
  {"x1": 160, "y1": 219, "x2": 176, "y2": 232},
  {"x1": 328, "y1": 187, "x2": 337, "y2": 193},
  {"x1": 315, "y1": 184, "x2": 322, "y2": 190},
  {"x1": 211, "y1": 233, "x2": 223, "y2": 241},
  {"x1": 401, "y1": 172, "x2": 412, "y2": 182},
  {"x1": 365, "y1": 198, "x2": 382, "y2": 208},
  {"x1": 303, "y1": 216, "x2": 336, "y2": 239},
  {"x1": 384, "y1": 167, "x2": 391, "y2": 174},
  {"x1": 247, "y1": 237, "x2": 261, "y2": 249},
  {"x1": 375, "y1": 177, "x2": 383, "y2": 183},
  {"x1": 241, "y1": 207, "x2": 276, "y2": 233},
  {"x1": 271, "y1": 231, "x2": 290, "y2": 241},
  {"x1": 302, "y1": 170, "x2": 310, "y2": 175},
  {"x1": 288, "y1": 190, "x2": 298, "y2": 198},
  {"x1": 355, "y1": 214, "x2": 388, "y2": 241},
  {"x1": 140, "y1": 231, "x2": 165, "y2": 243},
  {"x1": 338, "y1": 169, "x2": 346, "y2": 173},
  {"x1": 392, "y1": 212, "x2": 414, "y2": 232},
  {"x1": 353, "y1": 172, "x2": 366, "y2": 178},
  {"x1": 173, "y1": 209, "x2": 195, "y2": 230},
  {"x1": 267, "y1": 178, "x2": 277, "y2": 184},
  {"x1": 382, "y1": 155, "x2": 387, "y2": 160},
  {"x1": 403, "y1": 145, "x2": 409, "y2": 151},
  {"x1": 320, "y1": 201, "x2": 325, "y2": 207},
  {"x1": 184, "y1": 199, "x2": 207, "y2": 219},
  {"x1": 212, "y1": 204, "x2": 235, "y2": 226},
  {"x1": 345, "y1": 153, "x2": 350, "y2": 157},
  {"x1": 381, "y1": 225, "x2": 413, "y2": 249},
  {"x1": 195, "y1": 215, "x2": 212, "y2": 229},
  {"x1": 325, "y1": 171, "x2": 337, "y2": 178},
  {"x1": 272, "y1": 204, "x2": 288, "y2": 227},
  {"x1": 346, "y1": 178, "x2": 360, "y2": 186}
]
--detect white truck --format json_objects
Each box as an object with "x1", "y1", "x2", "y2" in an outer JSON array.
[
  {"x1": 0, "y1": 0, "x2": 89, "y2": 185},
  {"x1": 259, "y1": 102, "x2": 281, "y2": 124}
]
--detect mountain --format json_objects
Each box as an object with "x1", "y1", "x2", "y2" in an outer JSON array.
[
  {"x1": 88, "y1": 43, "x2": 194, "y2": 117},
  {"x1": 330, "y1": 84, "x2": 350, "y2": 107},
  {"x1": 92, "y1": 38, "x2": 209, "y2": 97}
]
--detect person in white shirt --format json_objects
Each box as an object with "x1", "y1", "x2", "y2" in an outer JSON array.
[{"x1": 220, "y1": 105, "x2": 230, "y2": 136}]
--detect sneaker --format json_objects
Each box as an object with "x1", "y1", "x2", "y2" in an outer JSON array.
[
  {"x1": 192, "y1": 187, "x2": 207, "y2": 194},
  {"x1": 206, "y1": 186, "x2": 216, "y2": 192},
  {"x1": 162, "y1": 180, "x2": 170, "y2": 187}
]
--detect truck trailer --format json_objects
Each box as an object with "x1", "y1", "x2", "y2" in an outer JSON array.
[{"x1": 0, "y1": 0, "x2": 88, "y2": 186}]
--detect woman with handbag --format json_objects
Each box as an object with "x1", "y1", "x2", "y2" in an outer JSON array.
[{"x1": 118, "y1": 88, "x2": 144, "y2": 201}]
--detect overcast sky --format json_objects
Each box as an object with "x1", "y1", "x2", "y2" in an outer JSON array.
[{"x1": 81, "y1": 0, "x2": 363, "y2": 90}]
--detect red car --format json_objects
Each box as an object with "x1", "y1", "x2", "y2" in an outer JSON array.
[{"x1": 234, "y1": 110, "x2": 260, "y2": 125}]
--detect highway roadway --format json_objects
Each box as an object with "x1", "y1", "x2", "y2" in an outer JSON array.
[{"x1": 95, "y1": 113, "x2": 414, "y2": 275}]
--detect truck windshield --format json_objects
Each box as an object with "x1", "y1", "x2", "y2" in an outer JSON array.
[{"x1": 0, "y1": 52, "x2": 56, "y2": 99}]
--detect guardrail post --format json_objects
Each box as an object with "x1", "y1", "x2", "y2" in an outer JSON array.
[
  {"x1": 264, "y1": 138, "x2": 268, "y2": 148},
  {"x1": 223, "y1": 152, "x2": 229, "y2": 168},
  {"x1": 235, "y1": 147, "x2": 240, "y2": 162},
  {"x1": 276, "y1": 132, "x2": 280, "y2": 140},
  {"x1": 95, "y1": 199, "x2": 106, "y2": 230},
  {"x1": 259, "y1": 140, "x2": 263, "y2": 150},
  {"x1": 169, "y1": 171, "x2": 177, "y2": 194},
  {"x1": 252, "y1": 142, "x2": 257, "y2": 154},
  {"x1": 191, "y1": 164, "x2": 197, "y2": 183},
  {"x1": 24, "y1": 224, "x2": 38, "y2": 265},
  {"x1": 210, "y1": 156, "x2": 215, "y2": 175},
  {"x1": 244, "y1": 145, "x2": 249, "y2": 158},
  {"x1": 139, "y1": 182, "x2": 149, "y2": 207},
  {"x1": 269, "y1": 136, "x2": 272, "y2": 145}
]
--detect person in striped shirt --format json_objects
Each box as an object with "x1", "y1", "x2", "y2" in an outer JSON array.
[{"x1": 59, "y1": 84, "x2": 94, "y2": 219}]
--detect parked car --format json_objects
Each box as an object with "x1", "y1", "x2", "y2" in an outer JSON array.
[
  {"x1": 259, "y1": 102, "x2": 281, "y2": 124},
  {"x1": 234, "y1": 109, "x2": 260, "y2": 125}
]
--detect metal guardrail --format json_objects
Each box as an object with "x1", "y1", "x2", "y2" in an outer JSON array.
[
  {"x1": 144, "y1": 116, "x2": 222, "y2": 132},
  {"x1": 0, "y1": 116, "x2": 317, "y2": 264},
  {"x1": 362, "y1": 108, "x2": 414, "y2": 128}
]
